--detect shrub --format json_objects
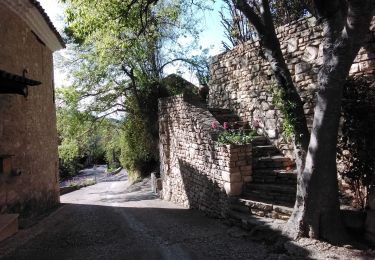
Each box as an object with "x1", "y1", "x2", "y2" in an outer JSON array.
[
  {"x1": 118, "y1": 76, "x2": 199, "y2": 180},
  {"x1": 337, "y1": 77, "x2": 375, "y2": 209},
  {"x1": 214, "y1": 121, "x2": 257, "y2": 145}
]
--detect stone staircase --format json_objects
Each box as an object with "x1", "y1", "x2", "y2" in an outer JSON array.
[
  {"x1": 231, "y1": 135, "x2": 296, "y2": 221},
  {"x1": 209, "y1": 108, "x2": 297, "y2": 221},
  {"x1": 209, "y1": 108, "x2": 242, "y2": 125}
]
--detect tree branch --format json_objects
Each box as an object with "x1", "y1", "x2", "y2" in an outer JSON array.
[{"x1": 233, "y1": 0, "x2": 266, "y2": 34}]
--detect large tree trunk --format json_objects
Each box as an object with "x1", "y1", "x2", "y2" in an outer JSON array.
[
  {"x1": 286, "y1": 0, "x2": 374, "y2": 244},
  {"x1": 234, "y1": 0, "x2": 374, "y2": 244}
]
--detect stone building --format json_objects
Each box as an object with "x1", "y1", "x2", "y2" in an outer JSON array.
[{"x1": 0, "y1": 0, "x2": 65, "y2": 220}]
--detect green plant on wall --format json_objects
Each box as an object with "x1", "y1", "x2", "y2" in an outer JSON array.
[
  {"x1": 272, "y1": 87, "x2": 297, "y2": 141},
  {"x1": 217, "y1": 130, "x2": 256, "y2": 145},
  {"x1": 213, "y1": 121, "x2": 257, "y2": 145}
]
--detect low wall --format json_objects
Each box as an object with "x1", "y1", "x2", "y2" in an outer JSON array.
[
  {"x1": 209, "y1": 15, "x2": 375, "y2": 158},
  {"x1": 159, "y1": 94, "x2": 252, "y2": 217}
]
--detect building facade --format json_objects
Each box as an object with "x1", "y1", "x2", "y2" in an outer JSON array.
[{"x1": 0, "y1": 0, "x2": 64, "y2": 215}]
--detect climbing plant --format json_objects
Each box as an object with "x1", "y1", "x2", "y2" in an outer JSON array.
[{"x1": 271, "y1": 88, "x2": 297, "y2": 141}]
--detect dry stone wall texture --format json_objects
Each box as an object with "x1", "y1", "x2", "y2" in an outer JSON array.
[
  {"x1": 209, "y1": 16, "x2": 375, "y2": 158},
  {"x1": 159, "y1": 94, "x2": 252, "y2": 217},
  {"x1": 0, "y1": 5, "x2": 60, "y2": 215}
]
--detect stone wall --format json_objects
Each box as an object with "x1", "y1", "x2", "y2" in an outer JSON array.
[
  {"x1": 209, "y1": 16, "x2": 375, "y2": 158},
  {"x1": 159, "y1": 94, "x2": 252, "y2": 217},
  {"x1": 0, "y1": 4, "x2": 60, "y2": 215}
]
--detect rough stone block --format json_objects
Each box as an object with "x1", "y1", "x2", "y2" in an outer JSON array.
[
  {"x1": 236, "y1": 160, "x2": 247, "y2": 167},
  {"x1": 295, "y1": 62, "x2": 311, "y2": 74},
  {"x1": 222, "y1": 171, "x2": 242, "y2": 183},
  {"x1": 239, "y1": 165, "x2": 252, "y2": 172},
  {"x1": 302, "y1": 46, "x2": 318, "y2": 62},
  {"x1": 243, "y1": 176, "x2": 253, "y2": 183},
  {"x1": 287, "y1": 38, "x2": 298, "y2": 53},
  {"x1": 224, "y1": 182, "x2": 243, "y2": 196}
]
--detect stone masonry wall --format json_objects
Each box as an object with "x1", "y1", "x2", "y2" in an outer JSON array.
[
  {"x1": 0, "y1": 4, "x2": 60, "y2": 215},
  {"x1": 159, "y1": 94, "x2": 252, "y2": 217},
  {"x1": 209, "y1": 16, "x2": 375, "y2": 158}
]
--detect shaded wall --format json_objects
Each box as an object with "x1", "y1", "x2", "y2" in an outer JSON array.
[
  {"x1": 159, "y1": 95, "x2": 252, "y2": 217},
  {"x1": 209, "y1": 16, "x2": 375, "y2": 158},
  {"x1": 0, "y1": 4, "x2": 59, "y2": 215}
]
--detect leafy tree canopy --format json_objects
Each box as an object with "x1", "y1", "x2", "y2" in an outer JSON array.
[
  {"x1": 59, "y1": 0, "x2": 211, "y2": 178},
  {"x1": 61, "y1": 0, "x2": 210, "y2": 115}
]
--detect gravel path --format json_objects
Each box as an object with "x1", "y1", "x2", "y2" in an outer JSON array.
[
  {"x1": 0, "y1": 174, "x2": 373, "y2": 260},
  {"x1": 59, "y1": 165, "x2": 127, "y2": 188}
]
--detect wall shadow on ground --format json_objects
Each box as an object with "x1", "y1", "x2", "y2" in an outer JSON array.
[
  {"x1": 176, "y1": 158, "x2": 315, "y2": 256},
  {"x1": 0, "y1": 203, "x2": 320, "y2": 260}
]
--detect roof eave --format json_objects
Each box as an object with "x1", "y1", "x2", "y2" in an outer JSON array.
[{"x1": 3, "y1": 0, "x2": 65, "y2": 52}]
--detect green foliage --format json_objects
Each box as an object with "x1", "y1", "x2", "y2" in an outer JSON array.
[
  {"x1": 56, "y1": 87, "x2": 122, "y2": 179},
  {"x1": 214, "y1": 117, "x2": 257, "y2": 147},
  {"x1": 119, "y1": 112, "x2": 157, "y2": 180},
  {"x1": 68, "y1": 178, "x2": 96, "y2": 189},
  {"x1": 217, "y1": 130, "x2": 256, "y2": 145},
  {"x1": 337, "y1": 77, "x2": 375, "y2": 209},
  {"x1": 98, "y1": 119, "x2": 122, "y2": 169},
  {"x1": 59, "y1": 159, "x2": 83, "y2": 180},
  {"x1": 270, "y1": 0, "x2": 309, "y2": 27},
  {"x1": 118, "y1": 78, "x2": 194, "y2": 179},
  {"x1": 272, "y1": 88, "x2": 297, "y2": 140},
  {"x1": 60, "y1": 0, "x2": 211, "y2": 179}
]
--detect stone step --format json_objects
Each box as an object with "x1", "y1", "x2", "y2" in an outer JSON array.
[
  {"x1": 0, "y1": 214, "x2": 19, "y2": 242},
  {"x1": 211, "y1": 111, "x2": 237, "y2": 117},
  {"x1": 227, "y1": 209, "x2": 287, "y2": 230},
  {"x1": 244, "y1": 183, "x2": 296, "y2": 206},
  {"x1": 230, "y1": 198, "x2": 293, "y2": 220},
  {"x1": 245, "y1": 183, "x2": 296, "y2": 195},
  {"x1": 253, "y1": 155, "x2": 295, "y2": 169},
  {"x1": 251, "y1": 136, "x2": 269, "y2": 146},
  {"x1": 209, "y1": 108, "x2": 233, "y2": 114},
  {"x1": 252, "y1": 145, "x2": 280, "y2": 157},
  {"x1": 209, "y1": 108, "x2": 251, "y2": 128},
  {"x1": 214, "y1": 115, "x2": 241, "y2": 124},
  {"x1": 252, "y1": 169, "x2": 297, "y2": 185}
]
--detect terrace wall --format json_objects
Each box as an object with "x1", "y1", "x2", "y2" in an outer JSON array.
[{"x1": 159, "y1": 95, "x2": 252, "y2": 217}]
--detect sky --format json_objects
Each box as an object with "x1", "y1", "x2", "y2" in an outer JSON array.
[{"x1": 38, "y1": 0, "x2": 227, "y2": 87}]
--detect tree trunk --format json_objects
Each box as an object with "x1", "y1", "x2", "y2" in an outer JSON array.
[
  {"x1": 233, "y1": 0, "x2": 374, "y2": 244},
  {"x1": 286, "y1": 0, "x2": 374, "y2": 244}
]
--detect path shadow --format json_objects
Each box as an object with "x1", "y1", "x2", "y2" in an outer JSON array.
[{"x1": 0, "y1": 203, "x2": 318, "y2": 260}]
